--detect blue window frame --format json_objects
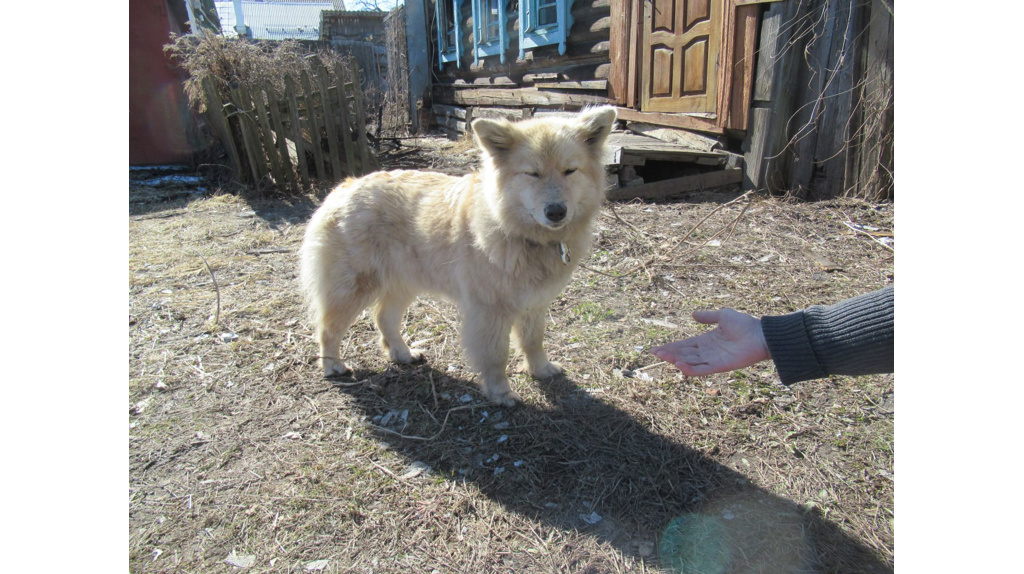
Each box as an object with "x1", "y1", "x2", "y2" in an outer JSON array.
[
  {"x1": 518, "y1": 0, "x2": 574, "y2": 59},
  {"x1": 436, "y1": 0, "x2": 464, "y2": 69},
  {"x1": 471, "y1": 0, "x2": 511, "y2": 65}
]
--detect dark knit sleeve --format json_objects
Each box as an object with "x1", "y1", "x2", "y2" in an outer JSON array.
[{"x1": 760, "y1": 285, "x2": 894, "y2": 385}]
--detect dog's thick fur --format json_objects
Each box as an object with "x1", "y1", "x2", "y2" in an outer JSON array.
[{"x1": 299, "y1": 106, "x2": 617, "y2": 406}]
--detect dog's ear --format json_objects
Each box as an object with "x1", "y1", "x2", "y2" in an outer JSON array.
[
  {"x1": 577, "y1": 106, "x2": 617, "y2": 152},
  {"x1": 472, "y1": 118, "x2": 517, "y2": 159}
]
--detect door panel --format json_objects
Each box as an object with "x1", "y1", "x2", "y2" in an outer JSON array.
[{"x1": 641, "y1": 0, "x2": 721, "y2": 113}]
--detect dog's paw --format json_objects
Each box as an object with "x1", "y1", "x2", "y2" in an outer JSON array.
[
  {"x1": 530, "y1": 361, "x2": 564, "y2": 379},
  {"x1": 323, "y1": 358, "x2": 352, "y2": 377},
  {"x1": 390, "y1": 347, "x2": 426, "y2": 364},
  {"x1": 485, "y1": 388, "x2": 523, "y2": 407}
]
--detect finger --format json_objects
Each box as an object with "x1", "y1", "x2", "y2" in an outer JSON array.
[
  {"x1": 652, "y1": 339, "x2": 700, "y2": 355},
  {"x1": 691, "y1": 309, "x2": 721, "y2": 325},
  {"x1": 674, "y1": 361, "x2": 724, "y2": 377}
]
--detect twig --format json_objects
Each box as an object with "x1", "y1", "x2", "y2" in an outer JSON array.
[
  {"x1": 195, "y1": 251, "x2": 220, "y2": 325},
  {"x1": 365, "y1": 405, "x2": 479, "y2": 442},
  {"x1": 842, "y1": 221, "x2": 894, "y2": 252}
]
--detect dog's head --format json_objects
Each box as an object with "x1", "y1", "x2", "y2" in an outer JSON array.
[{"x1": 471, "y1": 106, "x2": 617, "y2": 240}]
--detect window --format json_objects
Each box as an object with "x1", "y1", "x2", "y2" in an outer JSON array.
[
  {"x1": 518, "y1": 0, "x2": 574, "y2": 59},
  {"x1": 436, "y1": 0, "x2": 464, "y2": 69},
  {"x1": 471, "y1": 0, "x2": 510, "y2": 65}
]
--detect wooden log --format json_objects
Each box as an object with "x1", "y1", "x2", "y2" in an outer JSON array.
[
  {"x1": 533, "y1": 80, "x2": 609, "y2": 90},
  {"x1": 436, "y1": 86, "x2": 610, "y2": 107},
  {"x1": 432, "y1": 104, "x2": 469, "y2": 119},
  {"x1": 284, "y1": 76, "x2": 310, "y2": 187},
  {"x1": 607, "y1": 169, "x2": 743, "y2": 201},
  {"x1": 299, "y1": 70, "x2": 326, "y2": 181}
]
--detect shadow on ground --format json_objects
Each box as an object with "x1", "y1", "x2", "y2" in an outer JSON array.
[{"x1": 332, "y1": 364, "x2": 892, "y2": 574}]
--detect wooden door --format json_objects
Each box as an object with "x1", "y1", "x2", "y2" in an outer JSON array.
[{"x1": 640, "y1": 0, "x2": 722, "y2": 114}]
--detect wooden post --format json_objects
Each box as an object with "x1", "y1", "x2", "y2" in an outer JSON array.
[
  {"x1": 285, "y1": 75, "x2": 310, "y2": 188},
  {"x1": 299, "y1": 70, "x2": 326, "y2": 181}
]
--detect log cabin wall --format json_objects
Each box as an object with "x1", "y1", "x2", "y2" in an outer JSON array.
[{"x1": 429, "y1": 0, "x2": 615, "y2": 137}]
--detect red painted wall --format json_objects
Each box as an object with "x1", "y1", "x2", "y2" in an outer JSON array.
[{"x1": 130, "y1": 0, "x2": 196, "y2": 165}]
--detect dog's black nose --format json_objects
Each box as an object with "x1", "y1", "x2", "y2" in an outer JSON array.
[{"x1": 544, "y1": 202, "x2": 567, "y2": 223}]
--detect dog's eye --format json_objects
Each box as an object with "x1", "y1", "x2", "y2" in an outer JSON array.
[
  {"x1": 525, "y1": 172, "x2": 540, "y2": 178},
  {"x1": 564, "y1": 168, "x2": 577, "y2": 176}
]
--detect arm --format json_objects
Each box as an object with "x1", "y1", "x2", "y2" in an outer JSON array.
[{"x1": 652, "y1": 285, "x2": 894, "y2": 385}]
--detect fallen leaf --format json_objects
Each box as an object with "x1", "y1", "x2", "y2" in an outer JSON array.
[{"x1": 305, "y1": 559, "x2": 329, "y2": 571}]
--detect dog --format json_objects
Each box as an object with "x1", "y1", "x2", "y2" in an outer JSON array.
[{"x1": 299, "y1": 106, "x2": 617, "y2": 406}]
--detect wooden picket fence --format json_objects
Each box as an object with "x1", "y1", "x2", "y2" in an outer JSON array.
[{"x1": 202, "y1": 60, "x2": 378, "y2": 191}]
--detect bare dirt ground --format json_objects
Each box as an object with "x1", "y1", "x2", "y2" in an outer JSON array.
[{"x1": 129, "y1": 136, "x2": 894, "y2": 573}]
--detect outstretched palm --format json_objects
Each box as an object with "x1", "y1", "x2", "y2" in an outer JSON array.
[{"x1": 652, "y1": 309, "x2": 771, "y2": 377}]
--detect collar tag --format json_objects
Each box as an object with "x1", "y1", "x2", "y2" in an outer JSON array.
[{"x1": 558, "y1": 242, "x2": 572, "y2": 265}]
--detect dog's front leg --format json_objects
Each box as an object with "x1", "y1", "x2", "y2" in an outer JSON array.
[
  {"x1": 513, "y1": 308, "x2": 564, "y2": 379},
  {"x1": 460, "y1": 305, "x2": 521, "y2": 406}
]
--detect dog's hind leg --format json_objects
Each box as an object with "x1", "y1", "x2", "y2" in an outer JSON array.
[
  {"x1": 513, "y1": 309, "x2": 564, "y2": 379},
  {"x1": 461, "y1": 306, "x2": 521, "y2": 406},
  {"x1": 374, "y1": 291, "x2": 423, "y2": 364},
  {"x1": 316, "y1": 291, "x2": 371, "y2": 377}
]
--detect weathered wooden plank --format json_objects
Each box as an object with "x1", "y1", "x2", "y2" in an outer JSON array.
[
  {"x1": 202, "y1": 78, "x2": 241, "y2": 180},
  {"x1": 349, "y1": 61, "x2": 376, "y2": 174},
  {"x1": 265, "y1": 84, "x2": 298, "y2": 192},
  {"x1": 315, "y1": 64, "x2": 344, "y2": 180},
  {"x1": 607, "y1": 0, "x2": 630, "y2": 104},
  {"x1": 614, "y1": 107, "x2": 725, "y2": 135},
  {"x1": 467, "y1": 107, "x2": 527, "y2": 121},
  {"x1": 625, "y1": 122, "x2": 724, "y2": 151},
  {"x1": 284, "y1": 76, "x2": 310, "y2": 187},
  {"x1": 229, "y1": 84, "x2": 262, "y2": 185},
  {"x1": 299, "y1": 70, "x2": 326, "y2": 181},
  {"x1": 330, "y1": 64, "x2": 357, "y2": 177},
  {"x1": 728, "y1": 4, "x2": 759, "y2": 131},
  {"x1": 607, "y1": 169, "x2": 743, "y2": 200},
  {"x1": 534, "y1": 80, "x2": 609, "y2": 90},
  {"x1": 854, "y1": 0, "x2": 893, "y2": 201},
  {"x1": 625, "y1": 0, "x2": 641, "y2": 108},
  {"x1": 239, "y1": 85, "x2": 271, "y2": 184},
  {"x1": 436, "y1": 86, "x2": 611, "y2": 107},
  {"x1": 251, "y1": 86, "x2": 287, "y2": 188}
]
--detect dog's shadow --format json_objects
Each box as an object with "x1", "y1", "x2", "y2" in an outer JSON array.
[{"x1": 333, "y1": 364, "x2": 891, "y2": 574}]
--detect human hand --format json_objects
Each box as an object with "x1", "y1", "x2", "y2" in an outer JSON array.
[{"x1": 651, "y1": 309, "x2": 772, "y2": 376}]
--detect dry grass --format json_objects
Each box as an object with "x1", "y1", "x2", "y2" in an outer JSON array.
[{"x1": 129, "y1": 139, "x2": 894, "y2": 573}]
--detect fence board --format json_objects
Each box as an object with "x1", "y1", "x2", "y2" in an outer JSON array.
[
  {"x1": 329, "y1": 64, "x2": 357, "y2": 177},
  {"x1": 265, "y1": 84, "x2": 299, "y2": 192},
  {"x1": 252, "y1": 86, "x2": 287, "y2": 188},
  {"x1": 203, "y1": 78, "x2": 241, "y2": 179},
  {"x1": 349, "y1": 62, "x2": 375, "y2": 174},
  {"x1": 315, "y1": 65, "x2": 345, "y2": 181},
  {"x1": 285, "y1": 75, "x2": 310, "y2": 187},
  {"x1": 233, "y1": 85, "x2": 265, "y2": 185},
  {"x1": 299, "y1": 70, "x2": 326, "y2": 181},
  {"x1": 237, "y1": 85, "x2": 269, "y2": 185}
]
